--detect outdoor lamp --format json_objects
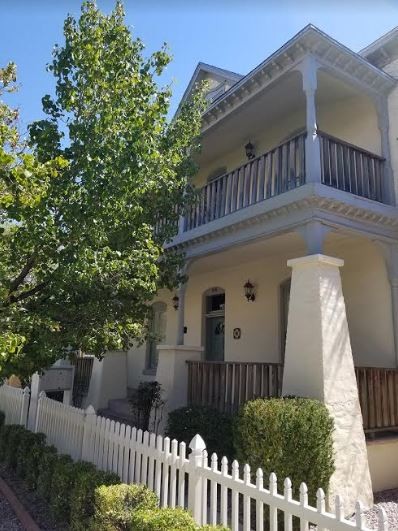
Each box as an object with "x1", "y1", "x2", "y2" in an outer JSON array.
[
  {"x1": 245, "y1": 141, "x2": 256, "y2": 160},
  {"x1": 172, "y1": 295, "x2": 179, "y2": 310},
  {"x1": 244, "y1": 280, "x2": 256, "y2": 302}
]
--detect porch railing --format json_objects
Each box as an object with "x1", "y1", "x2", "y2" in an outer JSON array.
[
  {"x1": 187, "y1": 361, "x2": 398, "y2": 434},
  {"x1": 187, "y1": 360, "x2": 283, "y2": 414},
  {"x1": 319, "y1": 131, "x2": 384, "y2": 203},
  {"x1": 355, "y1": 366, "x2": 398, "y2": 433},
  {"x1": 184, "y1": 132, "x2": 306, "y2": 232}
]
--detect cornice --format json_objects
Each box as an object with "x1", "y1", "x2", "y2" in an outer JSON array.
[
  {"x1": 201, "y1": 26, "x2": 397, "y2": 133},
  {"x1": 167, "y1": 188, "x2": 398, "y2": 254}
]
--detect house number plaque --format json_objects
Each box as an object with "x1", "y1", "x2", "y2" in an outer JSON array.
[{"x1": 233, "y1": 328, "x2": 241, "y2": 340}]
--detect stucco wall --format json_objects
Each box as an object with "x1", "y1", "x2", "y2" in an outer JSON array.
[
  {"x1": 127, "y1": 238, "x2": 395, "y2": 390},
  {"x1": 367, "y1": 437, "x2": 398, "y2": 492},
  {"x1": 385, "y1": 58, "x2": 398, "y2": 202},
  {"x1": 195, "y1": 93, "x2": 380, "y2": 189}
]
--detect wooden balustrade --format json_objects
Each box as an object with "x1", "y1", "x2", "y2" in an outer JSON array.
[
  {"x1": 355, "y1": 366, "x2": 398, "y2": 433},
  {"x1": 187, "y1": 362, "x2": 398, "y2": 434},
  {"x1": 187, "y1": 360, "x2": 283, "y2": 414},
  {"x1": 72, "y1": 356, "x2": 94, "y2": 407},
  {"x1": 319, "y1": 132, "x2": 384, "y2": 203},
  {"x1": 184, "y1": 133, "x2": 306, "y2": 232}
]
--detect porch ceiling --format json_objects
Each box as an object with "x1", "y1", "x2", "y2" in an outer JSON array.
[
  {"x1": 189, "y1": 230, "x2": 356, "y2": 275},
  {"x1": 198, "y1": 68, "x2": 373, "y2": 168}
]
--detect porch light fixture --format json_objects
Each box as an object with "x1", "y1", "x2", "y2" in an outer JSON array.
[
  {"x1": 172, "y1": 295, "x2": 179, "y2": 310},
  {"x1": 245, "y1": 141, "x2": 256, "y2": 160},
  {"x1": 244, "y1": 280, "x2": 256, "y2": 302}
]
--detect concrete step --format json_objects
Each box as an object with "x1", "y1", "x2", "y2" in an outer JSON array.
[
  {"x1": 97, "y1": 407, "x2": 136, "y2": 427},
  {"x1": 108, "y1": 398, "x2": 132, "y2": 417}
]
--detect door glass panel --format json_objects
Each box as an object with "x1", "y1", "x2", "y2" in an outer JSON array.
[{"x1": 205, "y1": 292, "x2": 225, "y2": 361}]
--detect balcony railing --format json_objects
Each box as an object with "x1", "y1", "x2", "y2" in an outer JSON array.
[
  {"x1": 180, "y1": 131, "x2": 386, "y2": 235},
  {"x1": 184, "y1": 132, "x2": 306, "y2": 232},
  {"x1": 319, "y1": 132, "x2": 384, "y2": 203}
]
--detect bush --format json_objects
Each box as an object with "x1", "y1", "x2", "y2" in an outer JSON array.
[
  {"x1": 130, "y1": 507, "x2": 197, "y2": 531},
  {"x1": 91, "y1": 483, "x2": 158, "y2": 530},
  {"x1": 234, "y1": 397, "x2": 335, "y2": 502},
  {"x1": 70, "y1": 463, "x2": 120, "y2": 531},
  {"x1": 166, "y1": 405, "x2": 234, "y2": 459},
  {"x1": 0, "y1": 411, "x2": 5, "y2": 428},
  {"x1": 36, "y1": 444, "x2": 58, "y2": 500},
  {"x1": 24, "y1": 434, "x2": 48, "y2": 490},
  {"x1": 16, "y1": 431, "x2": 46, "y2": 481},
  {"x1": 4, "y1": 425, "x2": 26, "y2": 469},
  {"x1": 49, "y1": 454, "x2": 76, "y2": 521},
  {"x1": 0, "y1": 424, "x2": 13, "y2": 461}
]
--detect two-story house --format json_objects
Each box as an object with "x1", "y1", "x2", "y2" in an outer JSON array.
[{"x1": 85, "y1": 24, "x2": 398, "y2": 512}]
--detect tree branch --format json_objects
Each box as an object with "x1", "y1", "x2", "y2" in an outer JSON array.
[
  {"x1": 6, "y1": 281, "x2": 48, "y2": 306},
  {"x1": 8, "y1": 254, "x2": 36, "y2": 294}
]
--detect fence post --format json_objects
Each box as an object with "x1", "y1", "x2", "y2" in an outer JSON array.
[
  {"x1": 27, "y1": 372, "x2": 40, "y2": 431},
  {"x1": 81, "y1": 405, "x2": 96, "y2": 463},
  {"x1": 20, "y1": 387, "x2": 30, "y2": 427},
  {"x1": 188, "y1": 434, "x2": 206, "y2": 525},
  {"x1": 34, "y1": 391, "x2": 46, "y2": 433}
]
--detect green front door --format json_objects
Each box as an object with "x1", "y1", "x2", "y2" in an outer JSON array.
[{"x1": 206, "y1": 315, "x2": 225, "y2": 361}]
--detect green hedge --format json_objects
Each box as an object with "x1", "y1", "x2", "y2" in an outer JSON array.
[
  {"x1": 166, "y1": 405, "x2": 234, "y2": 459},
  {"x1": 91, "y1": 483, "x2": 158, "y2": 530},
  {"x1": 234, "y1": 397, "x2": 335, "y2": 502},
  {"x1": 0, "y1": 412, "x2": 231, "y2": 530}
]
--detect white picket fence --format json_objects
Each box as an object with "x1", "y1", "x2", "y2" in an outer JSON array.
[
  {"x1": 0, "y1": 384, "x2": 389, "y2": 530},
  {"x1": 0, "y1": 383, "x2": 30, "y2": 426}
]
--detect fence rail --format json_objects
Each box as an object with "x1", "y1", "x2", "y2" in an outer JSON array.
[
  {"x1": 0, "y1": 384, "x2": 29, "y2": 426},
  {"x1": 319, "y1": 132, "x2": 384, "y2": 203},
  {"x1": 0, "y1": 386, "x2": 388, "y2": 530},
  {"x1": 187, "y1": 361, "x2": 283, "y2": 413},
  {"x1": 355, "y1": 366, "x2": 398, "y2": 433},
  {"x1": 184, "y1": 133, "x2": 306, "y2": 232}
]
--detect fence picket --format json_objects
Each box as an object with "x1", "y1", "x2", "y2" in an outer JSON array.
[{"x1": 0, "y1": 385, "x2": 381, "y2": 531}]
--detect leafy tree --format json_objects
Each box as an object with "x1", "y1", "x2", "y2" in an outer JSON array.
[{"x1": 0, "y1": 1, "x2": 204, "y2": 381}]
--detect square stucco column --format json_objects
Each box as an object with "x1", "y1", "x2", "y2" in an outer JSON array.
[
  {"x1": 156, "y1": 345, "x2": 204, "y2": 433},
  {"x1": 282, "y1": 254, "x2": 373, "y2": 514}
]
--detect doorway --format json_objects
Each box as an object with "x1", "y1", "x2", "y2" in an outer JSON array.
[{"x1": 204, "y1": 289, "x2": 225, "y2": 361}]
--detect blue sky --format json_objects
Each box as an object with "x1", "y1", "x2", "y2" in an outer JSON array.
[{"x1": 1, "y1": 0, "x2": 398, "y2": 132}]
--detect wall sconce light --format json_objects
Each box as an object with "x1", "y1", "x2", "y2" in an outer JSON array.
[
  {"x1": 244, "y1": 280, "x2": 256, "y2": 302},
  {"x1": 172, "y1": 295, "x2": 179, "y2": 310},
  {"x1": 245, "y1": 141, "x2": 256, "y2": 160}
]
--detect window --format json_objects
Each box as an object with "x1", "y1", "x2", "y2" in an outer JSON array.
[{"x1": 146, "y1": 302, "x2": 167, "y2": 371}]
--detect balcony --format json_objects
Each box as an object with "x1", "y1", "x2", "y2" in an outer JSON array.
[{"x1": 183, "y1": 131, "x2": 385, "y2": 233}]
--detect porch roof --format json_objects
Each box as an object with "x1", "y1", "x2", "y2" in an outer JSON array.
[{"x1": 198, "y1": 24, "x2": 397, "y2": 133}]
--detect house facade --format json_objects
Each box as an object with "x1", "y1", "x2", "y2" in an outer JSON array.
[{"x1": 85, "y1": 25, "x2": 398, "y2": 511}]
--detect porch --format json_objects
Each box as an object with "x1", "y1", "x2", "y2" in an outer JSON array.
[
  {"x1": 183, "y1": 130, "x2": 385, "y2": 233},
  {"x1": 186, "y1": 360, "x2": 398, "y2": 435}
]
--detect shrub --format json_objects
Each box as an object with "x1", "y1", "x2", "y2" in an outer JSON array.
[
  {"x1": 0, "y1": 411, "x2": 5, "y2": 428},
  {"x1": 49, "y1": 454, "x2": 76, "y2": 521},
  {"x1": 4, "y1": 425, "x2": 26, "y2": 469},
  {"x1": 70, "y1": 463, "x2": 120, "y2": 531},
  {"x1": 130, "y1": 507, "x2": 197, "y2": 531},
  {"x1": 36, "y1": 444, "x2": 58, "y2": 500},
  {"x1": 234, "y1": 397, "x2": 335, "y2": 502},
  {"x1": 24, "y1": 434, "x2": 48, "y2": 490},
  {"x1": 16, "y1": 431, "x2": 46, "y2": 481},
  {"x1": 91, "y1": 483, "x2": 158, "y2": 530},
  {"x1": 166, "y1": 405, "x2": 234, "y2": 459},
  {"x1": 0, "y1": 424, "x2": 13, "y2": 461}
]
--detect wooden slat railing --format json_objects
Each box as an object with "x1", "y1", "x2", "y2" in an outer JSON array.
[
  {"x1": 184, "y1": 132, "x2": 306, "y2": 232},
  {"x1": 319, "y1": 131, "x2": 384, "y2": 203},
  {"x1": 72, "y1": 356, "x2": 94, "y2": 407},
  {"x1": 355, "y1": 366, "x2": 398, "y2": 433},
  {"x1": 187, "y1": 360, "x2": 283, "y2": 414}
]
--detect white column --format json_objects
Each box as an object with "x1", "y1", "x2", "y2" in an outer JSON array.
[
  {"x1": 156, "y1": 345, "x2": 204, "y2": 433},
  {"x1": 176, "y1": 283, "x2": 187, "y2": 346},
  {"x1": 299, "y1": 56, "x2": 322, "y2": 183},
  {"x1": 377, "y1": 97, "x2": 395, "y2": 205},
  {"x1": 282, "y1": 254, "x2": 373, "y2": 514},
  {"x1": 376, "y1": 241, "x2": 398, "y2": 366}
]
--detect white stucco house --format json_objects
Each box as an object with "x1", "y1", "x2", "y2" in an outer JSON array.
[{"x1": 84, "y1": 25, "x2": 398, "y2": 511}]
